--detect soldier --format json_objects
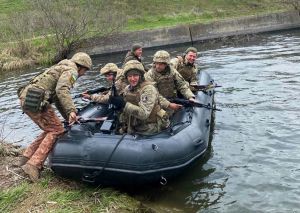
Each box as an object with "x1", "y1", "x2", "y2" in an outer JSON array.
[
  {"x1": 144, "y1": 50, "x2": 195, "y2": 113},
  {"x1": 109, "y1": 60, "x2": 169, "y2": 135},
  {"x1": 123, "y1": 43, "x2": 149, "y2": 71},
  {"x1": 17, "y1": 52, "x2": 92, "y2": 182},
  {"x1": 82, "y1": 63, "x2": 125, "y2": 103},
  {"x1": 170, "y1": 47, "x2": 198, "y2": 89}
]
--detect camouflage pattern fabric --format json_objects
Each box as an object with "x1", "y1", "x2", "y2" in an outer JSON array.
[
  {"x1": 170, "y1": 56, "x2": 198, "y2": 85},
  {"x1": 20, "y1": 103, "x2": 65, "y2": 169},
  {"x1": 144, "y1": 65, "x2": 194, "y2": 109},
  {"x1": 122, "y1": 83, "x2": 169, "y2": 135}
]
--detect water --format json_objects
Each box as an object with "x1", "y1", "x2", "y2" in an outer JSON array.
[{"x1": 1, "y1": 30, "x2": 300, "y2": 212}]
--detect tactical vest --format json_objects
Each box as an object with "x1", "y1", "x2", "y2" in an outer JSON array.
[
  {"x1": 123, "y1": 82, "x2": 161, "y2": 123},
  {"x1": 153, "y1": 66, "x2": 177, "y2": 99},
  {"x1": 176, "y1": 57, "x2": 196, "y2": 83}
]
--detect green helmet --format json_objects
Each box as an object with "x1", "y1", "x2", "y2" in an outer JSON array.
[
  {"x1": 100, "y1": 63, "x2": 119, "y2": 75},
  {"x1": 71, "y1": 52, "x2": 92, "y2": 70},
  {"x1": 153, "y1": 50, "x2": 170, "y2": 64},
  {"x1": 123, "y1": 60, "x2": 145, "y2": 77}
]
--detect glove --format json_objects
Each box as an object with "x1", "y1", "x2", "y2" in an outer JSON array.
[{"x1": 109, "y1": 96, "x2": 126, "y2": 110}]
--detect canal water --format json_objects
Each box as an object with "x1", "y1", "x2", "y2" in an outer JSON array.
[{"x1": 1, "y1": 29, "x2": 300, "y2": 212}]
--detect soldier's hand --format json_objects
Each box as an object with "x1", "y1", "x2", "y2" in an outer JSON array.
[
  {"x1": 68, "y1": 112, "x2": 78, "y2": 126},
  {"x1": 169, "y1": 103, "x2": 182, "y2": 111},
  {"x1": 82, "y1": 91, "x2": 91, "y2": 99},
  {"x1": 109, "y1": 96, "x2": 126, "y2": 110},
  {"x1": 189, "y1": 97, "x2": 196, "y2": 102}
]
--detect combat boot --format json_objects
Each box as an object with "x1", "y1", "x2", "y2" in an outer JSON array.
[
  {"x1": 21, "y1": 163, "x2": 40, "y2": 182},
  {"x1": 18, "y1": 156, "x2": 29, "y2": 166},
  {"x1": 12, "y1": 156, "x2": 29, "y2": 167}
]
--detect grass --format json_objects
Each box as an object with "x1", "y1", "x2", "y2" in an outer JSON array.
[
  {"x1": 0, "y1": 170, "x2": 141, "y2": 212},
  {"x1": 0, "y1": 0, "x2": 293, "y2": 70}
]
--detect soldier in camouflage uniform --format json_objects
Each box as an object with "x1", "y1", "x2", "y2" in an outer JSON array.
[
  {"x1": 17, "y1": 52, "x2": 92, "y2": 182},
  {"x1": 170, "y1": 47, "x2": 198, "y2": 90},
  {"x1": 144, "y1": 50, "x2": 195, "y2": 113},
  {"x1": 82, "y1": 63, "x2": 125, "y2": 103},
  {"x1": 109, "y1": 60, "x2": 169, "y2": 135},
  {"x1": 123, "y1": 43, "x2": 149, "y2": 71}
]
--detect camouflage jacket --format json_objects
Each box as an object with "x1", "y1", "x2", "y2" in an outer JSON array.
[
  {"x1": 170, "y1": 56, "x2": 198, "y2": 85},
  {"x1": 144, "y1": 65, "x2": 194, "y2": 108},
  {"x1": 122, "y1": 51, "x2": 148, "y2": 71},
  {"x1": 122, "y1": 82, "x2": 169, "y2": 135},
  {"x1": 19, "y1": 59, "x2": 78, "y2": 119}
]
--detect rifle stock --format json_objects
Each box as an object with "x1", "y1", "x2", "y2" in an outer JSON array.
[
  {"x1": 191, "y1": 84, "x2": 222, "y2": 91},
  {"x1": 73, "y1": 87, "x2": 109, "y2": 99},
  {"x1": 169, "y1": 98, "x2": 221, "y2": 111}
]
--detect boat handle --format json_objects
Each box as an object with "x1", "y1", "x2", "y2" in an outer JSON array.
[
  {"x1": 160, "y1": 176, "x2": 167, "y2": 185},
  {"x1": 152, "y1": 144, "x2": 158, "y2": 151},
  {"x1": 206, "y1": 119, "x2": 210, "y2": 127},
  {"x1": 81, "y1": 171, "x2": 99, "y2": 183},
  {"x1": 195, "y1": 139, "x2": 204, "y2": 146}
]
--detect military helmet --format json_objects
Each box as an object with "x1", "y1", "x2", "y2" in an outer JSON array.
[
  {"x1": 100, "y1": 63, "x2": 119, "y2": 75},
  {"x1": 71, "y1": 52, "x2": 92, "y2": 70},
  {"x1": 153, "y1": 50, "x2": 170, "y2": 64},
  {"x1": 123, "y1": 60, "x2": 145, "y2": 77}
]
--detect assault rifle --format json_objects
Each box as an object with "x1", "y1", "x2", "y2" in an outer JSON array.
[
  {"x1": 191, "y1": 84, "x2": 222, "y2": 91},
  {"x1": 73, "y1": 86, "x2": 109, "y2": 99},
  {"x1": 101, "y1": 74, "x2": 119, "y2": 133},
  {"x1": 78, "y1": 117, "x2": 108, "y2": 123},
  {"x1": 169, "y1": 98, "x2": 221, "y2": 111}
]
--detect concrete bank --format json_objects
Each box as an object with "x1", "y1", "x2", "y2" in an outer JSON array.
[{"x1": 80, "y1": 10, "x2": 300, "y2": 55}]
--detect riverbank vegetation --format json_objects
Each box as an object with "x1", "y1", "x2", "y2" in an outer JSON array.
[
  {"x1": 0, "y1": 141, "x2": 146, "y2": 212},
  {"x1": 0, "y1": 0, "x2": 296, "y2": 72}
]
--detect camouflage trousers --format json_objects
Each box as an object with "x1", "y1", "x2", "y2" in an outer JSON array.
[{"x1": 20, "y1": 100, "x2": 65, "y2": 169}]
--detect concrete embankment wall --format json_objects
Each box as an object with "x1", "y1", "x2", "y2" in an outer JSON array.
[{"x1": 80, "y1": 11, "x2": 300, "y2": 55}]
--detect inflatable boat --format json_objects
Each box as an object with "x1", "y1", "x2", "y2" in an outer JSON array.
[{"x1": 49, "y1": 71, "x2": 216, "y2": 185}]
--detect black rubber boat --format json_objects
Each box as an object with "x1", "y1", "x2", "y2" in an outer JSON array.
[{"x1": 49, "y1": 71, "x2": 216, "y2": 185}]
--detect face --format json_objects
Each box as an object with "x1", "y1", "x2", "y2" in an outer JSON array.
[
  {"x1": 78, "y1": 67, "x2": 88, "y2": 77},
  {"x1": 185, "y1": 51, "x2": 197, "y2": 64},
  {"x1": 127, "y1": 73, "x2": 140, "y2": 87},
  {"x1": 154, "y1": 62, "x2": 167, "y2": 72},
  {"x1": 134, "y1": 48, "x2": 143, "y2": 58},
  {"x1": 105, "y1": 72, "x2": 115, "y2": 82}
]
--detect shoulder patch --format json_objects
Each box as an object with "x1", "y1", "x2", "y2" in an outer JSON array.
[
  {"x1": 141, "y1": 95, "x2": 148, "y2": 102},
  {"x1": 70, "y1": 73, "x2": 78, "y2": 85}
]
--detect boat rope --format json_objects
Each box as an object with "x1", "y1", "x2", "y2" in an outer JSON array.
[{"x1": 100, "y1": 133, "x2": 126, "y2": 174}]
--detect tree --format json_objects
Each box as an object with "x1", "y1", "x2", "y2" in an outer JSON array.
[{"x1": 30, "y1": 0, "x2": 127, "y2": 62}]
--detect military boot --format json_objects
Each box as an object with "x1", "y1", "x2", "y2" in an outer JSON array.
[
  {"x1": 21, "y1": 163, "x2": 40, "y2": 182},
  {"x1": 18, "y1": 156, "x2": 29, "y2": 166},
  {"x1": 12, "y1": 156, "x2": 29, "y2": 167}
]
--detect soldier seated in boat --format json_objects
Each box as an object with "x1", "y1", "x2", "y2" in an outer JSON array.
[
  {"x1": 144, "y1": 50, "x2": 195, "y2": 115},
  {"x1": 109, "y1": 60, "x2": 170, "y2": 135},
  {"x1": 170, "y1": 47, "x2": 199, "y2": 92},
  {"x1": 81, "y1": 63, "x2": 125, "y2": 102},
  {"x1": 122, "y1": 43, "x2": 149, "y2": 71}
]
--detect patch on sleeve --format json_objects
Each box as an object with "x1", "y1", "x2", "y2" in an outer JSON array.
[
  {"x1": 70, "y1": 73, "x2": 78, "y2": 85},
  {"x1": 141, "y1": 94, "x2": 148, "y2": 102}
]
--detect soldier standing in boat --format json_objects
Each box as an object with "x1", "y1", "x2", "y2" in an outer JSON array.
[
  {"x1": 17, "y1": 52, "x2": 92, "y2": 182},
  {"x1": 144, "y1": 50, "x2": 195, "y2": 114},
  {"x1": 109, "y1": 60, "x2": 169, "y2": 135},
  {"x1": 170, "y1": 47, "x2": 199, "y2": 91},
  {"x1": 123, "y1": 43, "x2": 149, "y2": 71},
  {"x1": 82, "y1": 63, "x2": 126, "y2": 102}
]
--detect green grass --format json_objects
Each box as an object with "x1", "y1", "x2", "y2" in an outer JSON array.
[
  {"x1": 0, "y1": 182, "x2": 29, "y2": 212},
  {"x1": 0, "y1": 170, "x2": 141, "y2": 212}
]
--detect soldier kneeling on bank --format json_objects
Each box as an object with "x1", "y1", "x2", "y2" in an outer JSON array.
[
  {"x1": 108, "y1": 60, "x2": 169, "y2": 135},
  {"x1": 17, "y1": 52, "x2": 92, "y2": 182}
]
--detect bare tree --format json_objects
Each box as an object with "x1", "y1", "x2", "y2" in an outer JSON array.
[
  {"x1": 279, "y1": 0, "x2": 300, "y2": 10},
  {"x1": 29, "y1": 0, "x2": 127, "y2": 62}
]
